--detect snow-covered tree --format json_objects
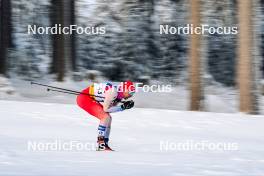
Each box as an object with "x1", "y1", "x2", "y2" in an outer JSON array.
[{"x1": 10, "y1": 0, "x2": 51, "y2": 80}]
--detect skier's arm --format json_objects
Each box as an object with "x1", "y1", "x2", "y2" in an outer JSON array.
[
  {"x1": 104, "y1": 101, "x2": 134, "y2": 113},
  {"x1": 103, "y1": 90, "x2": 123, "y2": 113}
]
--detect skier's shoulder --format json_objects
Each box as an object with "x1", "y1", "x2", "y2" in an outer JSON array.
[
  {"x1": 93, "y1": 82, "x2": 117, "y2": 93},
  {"x1": 104, "y1": 82, "x2": 118, "y2": 96}
]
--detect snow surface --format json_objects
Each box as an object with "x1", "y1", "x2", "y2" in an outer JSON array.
[{"x1": 1, "y1": 100, "x2": 264, "y2": 176}]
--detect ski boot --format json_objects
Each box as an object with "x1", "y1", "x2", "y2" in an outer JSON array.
[{"x1": 97, "y1": 136, "x2": 114, "y2": 151}]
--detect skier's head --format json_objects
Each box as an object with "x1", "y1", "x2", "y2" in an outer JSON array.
[{"x1": 119, "y1": 80, "x2": 135, "y2": 99}]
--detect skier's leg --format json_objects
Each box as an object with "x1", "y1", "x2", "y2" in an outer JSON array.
[
  {"x1": 97, "y1": 115, "x2": 113, "y2": 150},
  {"x1": 99, "y1": 115, "x2": 112, "y2": 144},
  {"x1": 77, "y1": 95, "x2": 113, "y2": 150},
  {"x1": 76, "y1": 95, "x2": 109, "y2": 120},
  {"x1": 97, "y1": 116, "x2": 109, "y2": 138}
]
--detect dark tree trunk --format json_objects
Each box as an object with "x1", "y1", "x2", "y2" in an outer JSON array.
[
  {"x1": 70, "y1": 0, "x2": 76, "y2": 71},
  {"x1": 50, "y1": 0, "x2": 65, "y2": 81},
  {"x1": 0, "y1": 0, "x2": 12, "y2": 75},
  {"x1": 50, "y1": 0, "x2": 56, "y2": 74},
  {"x1": 63, "y1": 0, "x2": 76, "y2": 72},
  {"x1": 260, "y1": 0, "x2": 264, "y2": 79}
]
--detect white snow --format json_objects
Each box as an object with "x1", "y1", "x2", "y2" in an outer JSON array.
[
  {"x1": 0, "y1": 76, "x2": 17, "y2": 99},
  {"x1": 0, "y1": 100, "x2": 264, "y2": 176}
]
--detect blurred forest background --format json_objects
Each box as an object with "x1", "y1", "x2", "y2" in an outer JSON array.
[{"x1": 0, "y1": 0, "x2": 264, "y2": 114}]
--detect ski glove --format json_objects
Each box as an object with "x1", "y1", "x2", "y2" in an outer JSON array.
[{"x1": 121, "y1": 100, "x2": 134, "y2": 110}]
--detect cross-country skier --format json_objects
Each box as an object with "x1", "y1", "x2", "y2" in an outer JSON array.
[{"x1": 76, "y1": 81, "x2": 135, "y2": 151}]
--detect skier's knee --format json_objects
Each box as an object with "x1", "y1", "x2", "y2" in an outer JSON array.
[{"x1": 99, "y1": 113, "x2": 111, "y2": 121}]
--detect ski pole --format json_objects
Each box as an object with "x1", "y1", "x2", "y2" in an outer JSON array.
[
  {"x1": 46, "y1": 88, "x2": 101, "y2": 97},
  {"x1": 31, "y1": 81, "x2": 105, "y2": 98},
  {"x1": 31, "y1": 82, "x2": 126, "y2": 103},
  {"x1": 47, "y1": 88, "x2": 80, "y2": 95},
  {"x1": 47, "y1": 88, "x2": 126, "y2": 103},
  {"x1": 31, "y1": 81, "x2": 83, "y2": 95}
]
